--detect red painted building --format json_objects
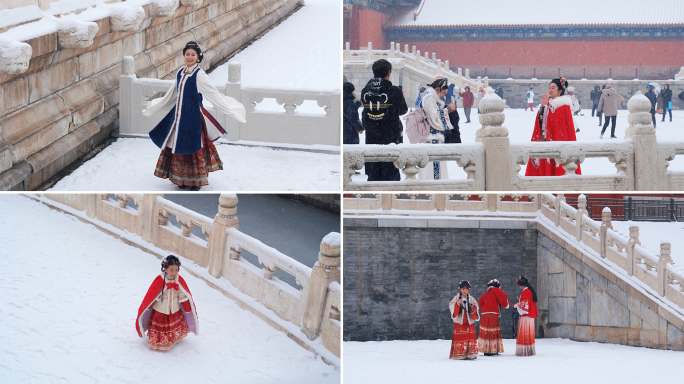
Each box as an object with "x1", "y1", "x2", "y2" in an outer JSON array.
[{"x1": 345, "y1": 0, "x2": 684, "y2": 80}]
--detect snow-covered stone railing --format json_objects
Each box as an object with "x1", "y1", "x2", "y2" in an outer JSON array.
[
  {"x1": 119, "y1": 56, "x2": 341, "y2": 146},
  {"x1": 344, "y1": 42, "x2": 481, "y2": 108},
  {"x1": 343, "y1": 143, "x2": 485, "y2": 191},
  {"x1": 26, "y1": 193, "x2": 341, "y2": 361},
  {"x1": 343, "y1": 193, "x2": 539, "y2": 214},
  {"x1": 345, "y1": 89, "x2": 684, "y2": 191},
  {"x1": 539, "y1": 193, "x2": 684, "y2": 313}
]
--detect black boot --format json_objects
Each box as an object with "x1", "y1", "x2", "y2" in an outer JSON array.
[
  {"x1": 178, "y1": 185, "x2": 188, "y2": 190},
  {"x1": 190, "y1": 186, "x2": 202, "y2": 191}
]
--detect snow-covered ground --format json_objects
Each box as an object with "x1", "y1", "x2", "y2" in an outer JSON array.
[
  {"x1": 354, "y1": 108, "x2": 684, "y2": 180},
  {"x1": 48, "y1": 138, "x2": 339, "y2": 191},
  {"x1": 0, "y1": 195, "x2": 339, "y2": 383},
  {"x1": 611, "y1": 220, "x2": 684, "y2": 275},
  {"x1": 344, "y1": 338, "x2": 683, "y2": 383}
]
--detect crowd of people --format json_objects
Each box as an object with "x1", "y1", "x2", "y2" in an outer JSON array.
[
  {"x1": 448, "y1": 277, "x2": 538, "y2": 360},
  {"x1": 343, "y1": 59, "x2": 681, "y2": 181}
]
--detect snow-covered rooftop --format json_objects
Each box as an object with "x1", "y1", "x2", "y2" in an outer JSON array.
[{"x1": 385, "y1": 0, "x2": 684, "y2": 28}]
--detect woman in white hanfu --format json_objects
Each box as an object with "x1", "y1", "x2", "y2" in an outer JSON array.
[{"x1": 418, "y1": 75, "x2": 454, "y2": 180}]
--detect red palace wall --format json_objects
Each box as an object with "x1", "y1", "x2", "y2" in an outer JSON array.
[
  {"x1": 359, "y1": 9, "x2": 388, "y2": 50},
  {"x1": 395, "y1": 40, "x2": 684, "y2": 80}
]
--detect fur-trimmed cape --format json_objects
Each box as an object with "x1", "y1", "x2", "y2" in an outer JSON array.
[{"x1": 136, "y1": 274, "x2": 199, "y2": 337}]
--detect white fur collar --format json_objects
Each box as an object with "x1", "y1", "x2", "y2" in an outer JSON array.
[
  {"x1": 549, "y1": 95, "x2": 572, "y2": 108},
  {"x1": 425, "y1": 87, "x2": 445, "y2": 108}
]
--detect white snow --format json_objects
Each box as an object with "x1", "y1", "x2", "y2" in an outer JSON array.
[
  {"x1": 0, "y1": 36, "x2": 30, "y2": 59},
  {"x1": 0, "y1": 5, "x2": 42, "y2": 30},
  {"x1": 322, "y1": 232, "x2": 341, "y2": 247},
  {"x1": 603, "y1": 207, "x2": 611, "y2": 213},
  {"x1": 47, "y1": 138, "x2": 340, "y2": 191},
  {"x1": 0, "y1": 195, "x2": 339, "y2": 383},
  {"x1": 355, "y1": 108, "x2": 684, "y2": 181},
  {"x1": 344, "y1": 338, "x2": 683, "y2": 383},
  {"x1": 208, "y1": 0, "x2": 340, "y2": 91}
]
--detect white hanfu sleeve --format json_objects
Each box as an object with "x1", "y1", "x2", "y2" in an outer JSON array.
[
  {"x1": 196, "y1": 70, "x2": 247, "y2": 123},
  {"x1": 142, "y1": 80, "x2": 177, "y2": 117}
]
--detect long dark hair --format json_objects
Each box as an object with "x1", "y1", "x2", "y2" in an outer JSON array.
[
  {"x1": 159, "y1": 255, "x2": 181, "y2": 299},
  {"x1": 517, "y1": 276, "x2": 537, "y2": 302}
]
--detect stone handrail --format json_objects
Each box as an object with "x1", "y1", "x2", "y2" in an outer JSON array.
[
  {"x1": 343, "y1": 143, "x2": 485, "y2": 191},
  {"x1": 539, "y1": 194, "x2": 684, "y2": 313},
  {"x1": 320, "y1": 282, "x2": 341, "y2": 359},
  {"x1": 345, "y1": 89, "x2": 684, "y2": 191},
  {"x1": 119, "y1": 56, "x2": 340, "y2": 146},
  {"x1": 25, "y1": 193, "x2": 341, "y2": 361},
  {"x1": 343, "y1": 193, "x2": 539, "y2": 213},
  {"x1": 344, "y1": 42, "x2": 480, "y2": 90}
]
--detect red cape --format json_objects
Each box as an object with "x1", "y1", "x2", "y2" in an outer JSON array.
[
  {"x1": 136, "y1": 274, "x2": 199, "y2": 337},
  {"x1": 525, "y1": 103, "x2": 582, "y2": 176}
]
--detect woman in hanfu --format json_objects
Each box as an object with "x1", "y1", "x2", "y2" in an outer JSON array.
[
  {"x1": 510, "y1": 276, "x2": 538, "y2": 356},
  {"x1": 525, "y1": 77, "x2": 581, "y2": 176},
  {"x1": 418, "y1": 75, "x2": 454, "y2": 180},
  {"x1": 477, "y1": 279, "x2": 510, "y2": 356},
  {"x1": 448, "y1": 280, "x2": 480, "y2": 360},
  {"x1": 143, "y1": 41, "x2": 247, "y2": 191}
]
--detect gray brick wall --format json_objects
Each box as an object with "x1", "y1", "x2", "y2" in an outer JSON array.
[{"x1": 343, "y1": 218, "x2": 538, "y2": 341}]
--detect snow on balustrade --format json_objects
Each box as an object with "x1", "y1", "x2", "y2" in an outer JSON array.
[
  {"x1": 119, "y1": 57, "x2": 340, "y2": 147},
  {"x1": 21, "y1": 193, "x2": 341, "y2": 364},
  {"x1": 344, "y1": 193, "x2": 684, "y2": 318}
]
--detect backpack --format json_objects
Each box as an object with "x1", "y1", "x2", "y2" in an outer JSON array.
[
  {"x1": 405, "y1": 105, "x2": 431, "y2": 144},
  {"x1": 526, "y1": 91, "x2": 530, "y2": 99},
  {"x1": 362, "y1": 82, "x2": 394, "y2": 123}
]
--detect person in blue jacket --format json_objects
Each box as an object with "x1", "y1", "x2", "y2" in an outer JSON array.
[{"x1": 143, "y1": 41, "x2": 246, "y2": 191}]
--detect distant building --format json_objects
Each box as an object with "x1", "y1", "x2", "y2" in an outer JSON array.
[{"x1": 344, "y1": 0, "x2": 684, "y2": 80}]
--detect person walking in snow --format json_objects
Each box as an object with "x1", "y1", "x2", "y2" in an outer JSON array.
[
  {"x1": 645, "y1": 85, "x2": 657, "y2": 128},
  {"x1": 597, "y1": 85, "x2": 624, "y2": 138},
  {"x1": 360, "y1": 59, "x2": 408, "y2": 181},
  {"x1": 458, "y1": 86, "x2": 474, "y2": 123},
  {"x1": 419, "y1": 75, "x2": 454, "y2": 180},
  {"x1": 443, "y1": 83, "x2": 461, "y2": 144},
  {"x1": 525, "y1": 87, "x2": 535, "y2": 111},
  {"x1": 495, "y1": 86, "x2": 504, "y2": 100},
  {"x1": 136, "y1": 256, "x2": 199, "y2": 351},
  {"x1": 449, "y1": 281, "x2": 480, "y2": 360},
  {"x1": 661, "y1": 84, "x2": 673, "y2": 123},
  {"x1": 567, "y1": 86, "x2": 581, "y2": 133},
  {"x1": 143, "y1": 41, "x2": 246, "y2": 191},
  {"x1": 590, "y1": 85, "x2": 601, "y2": 118},
  {"x1": 511, "y1": 276, "x2": 538, "y2": 356},
  {"x1": 476, "y1": 86, "x2": 486, "y2": 114}
]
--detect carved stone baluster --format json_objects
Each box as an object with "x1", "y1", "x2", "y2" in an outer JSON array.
[
  {"x1": 208, "y1": 194, "x2": 239, "y2": 276},
  {"x1": 302, "y1": 233, "x2": 341, "y2": 340},
  {"x1": 600, "y1": 207, "x2": 613, "y2": 258},
  {"x1": 657, "y1": 241, "x2": 673, "y2": 296}
]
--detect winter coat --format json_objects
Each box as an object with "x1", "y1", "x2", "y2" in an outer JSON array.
[
  {"x1": 136, "y1": 274, "x2": 199, "y2": 337},
  {"x1": 478, "y1": 286, "x2": 510, "y2": 316},
  {"x1": 343, "y1": 90, "x2": 363, "y2": 144},
  {"x1": 570, "y1": 94, "x2": 580, "y2": 112},
  {"x1": 527, "y1": 90, "x2": 535, "y2": 103},
  {"x1": 515, "y1": 287, "x2": 538, "y2": 318},
  {"x1": 645, "y1": 90, "x2": 657, "y2": 110},
  {"x1": 597, "y1": 87, "x2": 624, "y2": 116},
  {"x1": 495, "y1": 87, "x2": 504, "y2": 99},
  {"x1": 590, "y1": 88, "x2": 601, "y2": 105},
  {"x1": 459, "y1": 89, "x2": 474, "y2": 106},
  {"x1": 444, "y1": 84, "x2": 457, "y2": 106},
  {"x1": 656, "y1": 92, "x2": 664, "y2": 110},
  {"x1": 361, "y1": 77, "x2": 408, "y2": 145},
  {"x1": 146, "y1": 64, "x2": 246, "y2": 155},
  {"x1": 422, "y1": 88, "x2": 450, "y2": 131},
  {"x1": 661, "y1": 88, "x2": 673, "y2": 106},
  {"x1": 449, "y1": 294, "x2": 480, "y2": 325}
]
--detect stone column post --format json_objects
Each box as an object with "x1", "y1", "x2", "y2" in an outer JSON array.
[
  {"x1": 85, "y1": 194, "x2": 99, "y2": 219},
  {"x1": 576, "y1": 194, "x2": 588, "y2": 241},
  {"x1": 627, "y1": 225, "x2": 641, "y2": 276},
  {"x1": 476, "y1": 87, "x2": 511, "y2": 191},
  {"x1": 435, "y1": 194, "x2": 446, "y2": 211},
  {"x1": 554, "y1": 194, "x2": 564, "y2": 227},
  {"x1": 141, "y1": 194, "x2": 164, "y2": 243},
  {"x1": 389, "y1": 42, "x2": 395, "y2": 58},
  {"x1": 624, "y1": 91, "x2": 659, "y2": 190},
  {"x1": 223, "y1": 63, "x2": 242, "y2": 141},
  {"x1": 657, "y1": 241, "x2": 673, "y2": 296},
  {"x1": 600, "y1": 207, "x2": 613, "y2": 258},
  {"x1": 208, "y1": 194, "x2": 239, "y2": 278},
  {"x1": 381, "y1": 194, "x2": 392, "y2": 211},
  {"x1": 302, "y1": 233, "x2": 341, "y2": 340},
  {"x1": 119, "y1": 56, "x2": 137, "y2": 136},
  {"x1": 343, "y1": 42, "x2": 351, "y2": 61}
]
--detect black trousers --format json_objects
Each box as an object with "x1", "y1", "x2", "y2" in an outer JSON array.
[
  {"x1": 662, "y1": 107, "x2": 672, "y2": 121},
  {"x1": 650, "y1": 108, "x2": 656, "y2": 126},
  {"x1": 601, "y1": 115, "x2": 617, "y2": 137},
  {"x1": 592, "y1": 103, "x2": 599, "y2": 117}
]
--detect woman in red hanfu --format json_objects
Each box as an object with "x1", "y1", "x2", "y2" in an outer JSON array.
[
  {"x1": 510, "y1": 276, "x2": 538, "y2": 356},
  {"x1": 136, "y1": 255, "x2": 199, "y2": 350},
  {"x1": 477, "y1": 279, "x2": 510, "y2": 356},
  {"x1": 448, "y1": 280, "x2": 480, "y2": 360},
  {"x1": 525, "y1": 77, "x2": 582, "y2": 176}
]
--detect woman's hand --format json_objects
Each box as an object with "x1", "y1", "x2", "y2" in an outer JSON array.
[
  {"x1": 542, "y1": 94, "x2": 549, "y2": 106},
  {"x1": 457, "y1": 298, "x2": 463, "y2": 305}
]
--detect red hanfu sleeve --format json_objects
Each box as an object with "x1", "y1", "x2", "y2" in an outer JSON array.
[
  {"x1": 181, "y1": 301, "x2": 192, "y2": 312},
  {"x1": 495, "y1": 288, "x2": 509, "y2": 308}
]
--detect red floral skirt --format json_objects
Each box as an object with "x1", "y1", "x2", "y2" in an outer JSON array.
[
  {"x1": 147, "y1": 309, "x2": 190, "y2": 350},
  {"x1": 154, "y1": 120, "x2": 223, "y2": 187},
  {"x1": 449, "y1": 321, "x2": 478, "y2": 360},
  {"x1": 516, "y1": 316, "x2": 536, "y2": 356},
  {"x1": 478, "y1": 313, "x2": 504, "y2": 354}
]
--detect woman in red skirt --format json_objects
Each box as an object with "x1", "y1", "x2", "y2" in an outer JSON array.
[
  {"x1": 144, "y1": 41, "x2": 246, "y2": 191},
  {"x1": 478, "y1": 279, "x2": 510, "y2": 356},
  {"x1": 448, "y1": 280, "x2": 480, "y2": 360},
  {"x1": 511, "y1": 276, "x2": 538, "y2": 356},
  {"x1": 136, "y1": 256, "x2": 199, "y2": 350}
]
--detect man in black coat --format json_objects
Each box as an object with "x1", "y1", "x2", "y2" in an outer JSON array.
[
  {"x1": 590, "y1": 85, "x2": 601, "y2": 117},
  {"x1": 343, "y1": 82, "x2": 364, "y2": 144},
  {"x1": 645, "y1": 85, "x2": 657, "y2": 128},
  {"x1": 661, "y1": 84, "x2": 673, "y2": 122},
  {"x1": 360, "y1": 59, "x2": 408, "y2": 181}
]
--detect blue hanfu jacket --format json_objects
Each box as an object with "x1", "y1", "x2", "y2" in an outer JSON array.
[{"x1": 146, "y1": 64, "x2": 247, "y2": 155}]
